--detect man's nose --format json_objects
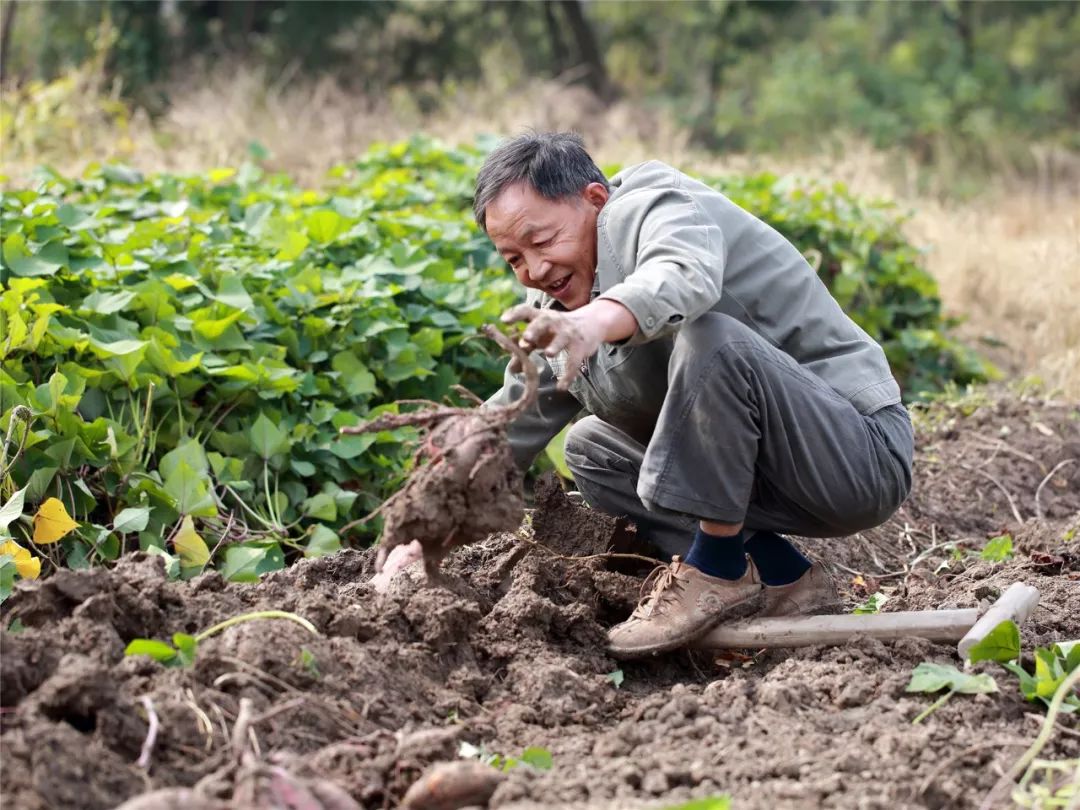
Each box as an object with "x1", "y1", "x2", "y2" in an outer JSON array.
[{"x1": 528, "y1": 257, "x2": 552, "y2": 283}]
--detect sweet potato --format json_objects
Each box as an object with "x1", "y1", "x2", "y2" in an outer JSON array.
[{"x1": 341, "y1": 325, "x2": 538, "y2": 578}]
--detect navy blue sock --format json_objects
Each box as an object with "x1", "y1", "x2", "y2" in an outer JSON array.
[
  {"x1": 745, "y1": 531, "x2": 811, "y2": 586},
  {"x1": 683, "y1": 527, "x2": 748, "y2": 580}
]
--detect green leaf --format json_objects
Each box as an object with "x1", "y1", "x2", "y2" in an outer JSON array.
[
  {"x1": 172, "y1": 632, "x2": 198, "y2": 667},
  {"x1": 1055, "y1": 640, "x2": 1080, "y2": 672},
  {"x1": 66, "y1": 541, "x2": 91, "y2": 570},
  {"x1": 192, "y1": 310, "x2": 244, "y2": 341},
  {"x1": 544, "y1": 424, "x2": 573, "y2": 481},
  {"x1": 102, "y1": 164, "x2": 143, "y2": 184},
  {"x1": 306, "y1": 210, "x2": 348, "y2": 243},
  {"x1": 413, "y1": 327, "x2": 444, "y2": 357},
  {"x1": 220, "y1": 542, "x2": 285, "y2": 582},
  {"x1": 2, "y1": 231, "x2": 28, "y2": 268},
  {"x1": 966, "y1": 619, "x2": 1021, "y2": 664},
  {"x1": 160, "y1": 439, "x2": 210, "y2": 479},
  {"x1": 331, "y1": 351, "x2": 378, "y2": 398},
  {"x1": 25, "y1": 467, "x2": 58, "y2": 503},
  {"x1": 0, "y1": 556, "x2": 15, "y2": 604},
  {"x1": 125, "y1": 638, "x2": 178, "y2": 663},
  {"x1": 906, "y1": 662, "x2": 998, "y2": 695},
  {"x1": 87, "y1": 335, "x2": 148, "y2": 359},
  {"x1": 290, "y1": 459, "x2": 316, "y2": 477},
  {"x1": 304, "y1": 525, "x2": 341, "y2": 558},
  {"x1": 250, "y1": 413, "x2": 290, "y2": 460},
  {"x1": 980, "y1": 534, "x2": 1014, "y2": 562},
  {"x1": 607, "y1": 669, "x2": 625, "y2": 689},
  {"x1": 99, "y1": 533, "x2": 120, "y2": 560},
  {"x1": 112, "y1": 506, "x2": 151, "y2": 534},
  {"x1": 163, "y1": 461, "x2": 217, "y2": 517},
  {"x1": 0, "y1": 487, "x2": 27, "y2": 530},
  {"x1": 1034, "y1": 648, "x2": 1065, "y2": 699},
  {"x1": 854, "y1": 592, "x2": 889, "y2": 614},
  {"x1": 519, "y1": 747, "x2": 553, "y2": 771},
  {"x1": 221, "y1": 546, "x2": 265, "y2": 583},
  {"x1": 10, "y1": 241, "x2": 68, "y2": 277},
  {"x1": 329, "y1": 433, "x2": 377, "y2": 460},
  {"x1": 214, "y1": 275, "x2": 253, "y2": 311},
  {"x1": 81, "y1": 289, "x2": 136, "y2": 315},
  {"x1": 275, "y1": 230, "x2": 309, "y2": 261},
  {"x1": 302, "y1": 492, "x2": 337, "y2": 521}
]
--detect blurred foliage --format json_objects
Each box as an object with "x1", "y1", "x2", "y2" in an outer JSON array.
[
  {"x1": 4, "y1": 0, "x2": 1077, "y2": 174},
  {"x1": 0, "y1": 138, "x2": 985, "y2": 584}
]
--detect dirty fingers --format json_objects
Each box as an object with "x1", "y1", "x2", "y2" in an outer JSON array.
[{"x1": 500, "y1": 306, "x2": 603, "y2": 389}]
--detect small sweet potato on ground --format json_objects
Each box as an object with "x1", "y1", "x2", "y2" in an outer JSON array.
[{"x1": 400, "y1": 760, "x2": 505, "y2": 810}]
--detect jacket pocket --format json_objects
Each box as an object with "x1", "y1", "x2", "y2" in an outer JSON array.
[{"x1": 595, "y1": 338, "x2": 673, "y2": 422}]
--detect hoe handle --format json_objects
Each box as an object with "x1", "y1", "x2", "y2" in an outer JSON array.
[
  {"x1": 696, "y1": 608, "x2": 980, "y2": 649},
  {"x1": 694, "y1": 582, "x2": 1040, "y2": 653},
  {"x1": 956, "y1": 581, "x2": 1040, "y2": 659}
]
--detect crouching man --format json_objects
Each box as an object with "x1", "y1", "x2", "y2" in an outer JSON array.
[{"x1": 479, "y1": 132, "x2": 913, "y2": 659}]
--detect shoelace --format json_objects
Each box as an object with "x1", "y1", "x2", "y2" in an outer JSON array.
[{"x1": 631, "y1": 562, "x2": 685, "y2": 620}]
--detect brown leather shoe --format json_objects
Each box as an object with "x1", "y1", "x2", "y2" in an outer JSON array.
[
  {"x1": 607, "y1": 556, "x2": 763, "y2": 659},
  {"x1": 761, "y1": 562, "x2": 842, "y2": 617}
]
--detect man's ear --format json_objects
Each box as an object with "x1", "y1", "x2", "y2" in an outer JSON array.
[{"x1": 583, "y1": 182, "x2": 610, "y2": 212}]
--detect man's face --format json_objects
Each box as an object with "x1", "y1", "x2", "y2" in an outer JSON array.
[{"x1": 485, "y1": 181, "x2": 609, "y2": 311}]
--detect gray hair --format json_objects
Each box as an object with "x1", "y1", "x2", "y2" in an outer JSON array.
[{"x1": 473, "y1": 131, "x2": 609, "y2": 231}]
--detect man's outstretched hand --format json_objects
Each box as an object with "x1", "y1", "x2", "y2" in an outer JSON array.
[{"x1": 500, "y1": 299, "x2": 638, "y2": 390}]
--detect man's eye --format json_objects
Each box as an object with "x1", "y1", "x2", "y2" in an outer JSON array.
[
  {"x1": 535, "y1": 238, "x2": 553, "y2": 248},
  {"x1": 507, "y1": 257, "x2": 522, "y2": 268}
]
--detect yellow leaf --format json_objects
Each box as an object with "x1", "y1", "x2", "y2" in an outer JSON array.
[
  {"x1": 33, "y1": 497, "x2": 78, "y2": 544},
  {"x1": 208, "y1": 167, "x2": 236, "y2": 184},
  {"x1": 173, "y1": 515, "x2": 210, "y2": 567},
  {"x1": 0, "y1": 540, "x2": 41, "y2": 579}
]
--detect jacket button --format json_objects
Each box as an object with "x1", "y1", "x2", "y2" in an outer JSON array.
[{"x1": 646, "y1": 317, "x2": 655, "y2": 327}]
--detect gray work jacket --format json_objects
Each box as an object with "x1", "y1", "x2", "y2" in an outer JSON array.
[{"x1": 486, "y1": 160, "x2": 902, "y2": 470}]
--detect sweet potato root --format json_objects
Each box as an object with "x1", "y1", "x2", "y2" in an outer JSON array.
[
  {"x1": 400, "y1": 760, "x2": 505, "y2": 810},
  {"x1": 340, "y1": 325, "x2": 539, "y2": 578}
]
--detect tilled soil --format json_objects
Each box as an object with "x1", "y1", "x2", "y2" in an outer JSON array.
[{"x1": 2, "y1": 391, "x2": 1078, "y2": 810}]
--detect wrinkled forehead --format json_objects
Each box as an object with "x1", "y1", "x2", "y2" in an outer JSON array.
[{"x1": 486, "y1": 182, "x2": 571, "y2": 241}]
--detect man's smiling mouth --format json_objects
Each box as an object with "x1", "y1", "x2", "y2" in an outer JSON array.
[{"x1": 548, "y1": 275, "x2": 571, "y2": 294}]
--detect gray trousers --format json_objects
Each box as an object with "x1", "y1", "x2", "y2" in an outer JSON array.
[{"x1": 564, "y1": 314, "x2": 915, "y2": 559}]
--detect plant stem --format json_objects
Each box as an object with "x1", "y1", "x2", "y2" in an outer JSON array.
[
  {"x1": 223, "y1": 485, "x2": 276, "y2": 530},
  {"x1": 913, "y1": 689, "x2": 954, "y2": 724},
  {"x1": 194, "y1": 610, "x2": 318, "y2": 643},
  {"x1": 0, "y1": 406, "x2": 32, "y2": 486},
  {"x1": 979, "y1": 666, "x2": 1080, "y2": 810},
  {"x1": 262, "y1": 463, "x2": 280, "y2": 529},
  {"x1": 173, "y1": 381, "x2": 184, "y2": 437},
  {"x1": 132, "y1": 382, "x2": 155, "y2": 466}
]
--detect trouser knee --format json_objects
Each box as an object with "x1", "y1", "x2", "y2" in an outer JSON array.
[
  {"x1": 564, "y1": 416, "x2": 619, "y2": 481},
  {"x1": 670, "y1": 313, "x2": 759, "y2": 376}
]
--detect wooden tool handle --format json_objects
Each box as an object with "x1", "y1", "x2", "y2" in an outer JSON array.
[
  {"x1": 957, "y1": 582, "x2": 1040, "y2": 660},
  {"x1": 695, "y1": 608, "x2": 980, "y2": 649}
]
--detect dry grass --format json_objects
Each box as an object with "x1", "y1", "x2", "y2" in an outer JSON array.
[
  {"x1": 3, "y1": 64, "x2": 1078, "y2": 398},
  {"x1": 906, "y1": 194, "x2": 1080, "y2": 398}
]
